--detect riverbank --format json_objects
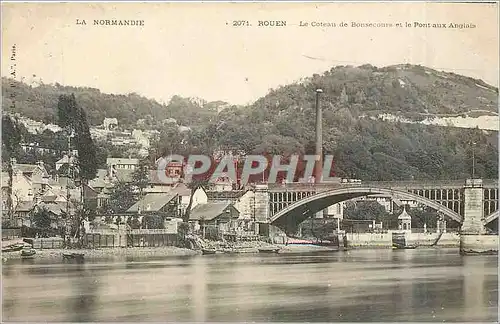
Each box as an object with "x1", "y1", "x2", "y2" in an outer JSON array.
[
  {"x1": 198, "y1": 238, "x2": 339, "y2": 254},
  {"x1": 2, "y1": 242, "x2": 340, "y2": 261},
  {"x1": 2, "y1": 246, "x2": 199, "y2": 261}
]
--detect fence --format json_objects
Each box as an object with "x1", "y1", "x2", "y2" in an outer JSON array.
[
  {"x1": 127, "y1": 233, "x2": 178, "y2": 247},
  {"x1": 85, "y1": 234, "x2": 116, "y2": 248},
  {"x1": 32, "y1": 237, "x2": 65, "y2": 249},
  {"x1": 2, "y1": 228, "x2": 21, "y2": 240},
  {"x1": 84, "y1": 230, "x2": 178, "y2": 248}
]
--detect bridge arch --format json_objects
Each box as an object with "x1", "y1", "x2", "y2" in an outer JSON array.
[
  {"x1": 484, "y1": 210, "x2": 498, "y2": 225},
  {"x1": 270, "y1": 187, "x2": 463, "y2": 232}
]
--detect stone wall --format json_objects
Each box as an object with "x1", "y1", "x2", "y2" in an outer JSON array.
[
  {"x1": 345, "y1": 231, "x2": 460, "y2": 248},
  {"x1": 460, "y1": 235, "x2": 499, "y2": 254},
  {"x1": 406, "y1": 232, "x2": 460, "y2": 247},
  {"x1": 346, "y1": 233, "x2": 392, "y2": 248}
]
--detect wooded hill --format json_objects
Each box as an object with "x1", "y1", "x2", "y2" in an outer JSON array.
[{"x1": 2, "y1": 64, "x2": 498, "y2": 180}]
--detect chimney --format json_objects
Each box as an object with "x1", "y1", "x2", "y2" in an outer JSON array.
[{"x1": 38, "y1": 160, "x2": 44, "y2": 168}]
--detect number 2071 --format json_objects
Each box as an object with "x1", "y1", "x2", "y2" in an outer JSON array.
[{"x1": 232, "y1": 20, "x2": 250, "y2": 27}]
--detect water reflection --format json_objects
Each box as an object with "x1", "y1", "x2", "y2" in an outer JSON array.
[
  {"x1": 2, "y1": 248, "x2": 498, "y2": 322},
  {"x1": 68, "y1": 263, "x2": 99, "y2": 322}
]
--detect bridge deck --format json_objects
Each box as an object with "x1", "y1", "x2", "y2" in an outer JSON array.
[{"x1": 268, "y1": 179, "x2": 498, "y2": 192}]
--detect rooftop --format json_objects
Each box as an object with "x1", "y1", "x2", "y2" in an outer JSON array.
[
  {"x1": 206, "y1": 190, "x2": 247, "y2": 200},
  {"x1": 107, "y1": 157, "x2": 140, "y2": 165},
  {"x1": 189, "y1": 201, "x2": 235, "y2": 221},
  {"x1": 398, "y1": 207, "x2": 412, "y2": 220},
  {"x1": 126, "y1": 192, "x2": 177, "y2": 213}
]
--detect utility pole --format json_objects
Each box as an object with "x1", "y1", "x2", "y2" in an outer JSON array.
[
  {"x1": 252, "y1": 189, "x2": 257, "y2": 235},
  {"x1": 65, "y1": 129, "x2": 73, "y2": 247}
]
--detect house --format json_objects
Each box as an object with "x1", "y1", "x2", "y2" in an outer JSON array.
[
  {"x1": 232, "y1": 190, "x2": 256, "y2": 221},
  {"x1": 126, "y1": 192, "x2": 179, "y2": 216},
  {"x1": 88, "y1": 170, "x2": 114, "y2": 208},
  {"x1": 12, "y1": 159, "x2": 49, "y2": 179},
  {"x1": 171, "y1": 183, "x2": 208, "y2": 216},
  {"x1": 206, "y1": 190, "x2": 253, "y2": 217},
  {"x1": 165, "y1": 161, "x2": 183, "y2": 178},
  {"x1": 10, "y1": 160, "x2": 50, "y2": 195},
  {"x1": 1, "y1": 171, "x2": 34, "y2": 215},
  {"x1": 323, "y1": 202, "x2": 345, "y2": 219},
  {"x1": 146, "y1": 169, "x2": 181, "y2": 192},
  {"x1": 189, "y1": 201, "x2": 240, "y2": 235},
  {"x1": 153, "y1": 158, "x2": 183, "y2": 178},
  {"x1": 103, "y1": 117, "x2": 118, "y2": 131},
  {"x1": 11, "y1": 201, "x2": 34, "y2": 226},
  {"x1": 211, "y1": 174, "x2": 234, "y2": 192},
  {"x1": 107, "y1": 157, "x2": 140, "y2": 173},
  {"x1": 55, "y1": 154, "x2": 78, "y2": 171},
  {"x1": 125, "y1": 183, "x2": 208, "y2": 217}
]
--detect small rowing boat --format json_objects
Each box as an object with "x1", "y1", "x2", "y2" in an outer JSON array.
[
  {"x1": 201, "y1": 248, "x2": 217, "y2": 255},
  {"x1": 21, "y1": 248, "x2": 36, "y2": 259},
  {"x1": 2, "y1": 243, "x2": 25, "y2": 253},
  {"x1": 258, "y1": 247, "x2": 280, "y2": 254},
  {"x1": 392, "y1": 243, "x2": 418, "y2": 250},
  {"x1": 62, "y1": 253, "x2": 85, "y2": 261}
]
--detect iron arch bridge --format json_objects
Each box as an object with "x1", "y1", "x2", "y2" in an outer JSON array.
[
  {"x1": 485, "y1": 210, "x2": 498, "y2": 224},
  {"x1": 269, "y1": 187, "x2": 464, "y2": 233}
]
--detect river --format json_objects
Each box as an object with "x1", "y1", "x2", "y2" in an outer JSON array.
[{"x1": 2, "y1": 248, "x2": 498, "y2": 322}]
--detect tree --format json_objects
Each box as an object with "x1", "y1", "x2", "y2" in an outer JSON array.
[
  {"x1": 183, "y1": 178, "x2": 209, "y2": 223},
  {"x1": 407, "y1": 206, "x2": 438, "y2": 228},
  {"x1": 127, "y1": 215, "x2": 141, "y2": 229},
  {"x1": 106, "y1": 181, "x2": 139, "y2": 214},
  {"x1": 56, "y1": 94, "x2": 97, "y2": 182},
  {"x1": 2, "y1": 115, "x2": 23, "y2": 220},
  {"x1": 142, "y1": 215, "x2": 164, "y2": 229},
  {"x1": 131, "y1": 157, "x2": 151, "y2": 200},
  {"x1": 32, "y1": 207, "x2": 52, "y2": 229},
  {"x1": 344, "y1": 200, "x2": 388, "y2": 221}
]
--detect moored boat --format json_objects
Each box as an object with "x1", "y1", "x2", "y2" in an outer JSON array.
[
  {"x1": 2, "y1": 243, "x2": 25, "y2": 253},
  {"x1": 21, "y1": 248, "x2": 36, "y2": 259},
  {"x1": 392, "y1": 243, "x2": 417, "y2": 250},
  {"x1": 62, "y1": 252, "x2": 85, "y2": 261},
  {"x1": 201, "y1": 248, "x2": 217, "y2": 255},
  {"x1": 258, "y1": 247, "x2": 280, "y2": 254}
]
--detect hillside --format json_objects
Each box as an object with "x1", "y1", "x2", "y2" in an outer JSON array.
[
  {"x1": 3, "y1": 64, "x2": 498, "y2": 127},
  {"x1": 1, "y1": 78, "x2": 225, "y2": 128},
  {"x1": 207, "y1": 65, "x2": 498, "y2": 180},
  {"x1": 2, "y1": 64, "x2": 499, "y2": 181},
  {"x1": 252, "y1": 64, "x2": 498, "y2": 121}
]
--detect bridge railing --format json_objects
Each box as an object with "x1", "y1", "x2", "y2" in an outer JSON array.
[{"x1": 268, "y1": 179, "x2": 498, "y2": 191}]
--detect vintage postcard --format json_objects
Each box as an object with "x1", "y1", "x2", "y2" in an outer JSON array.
[{"x1": 1, "y1": 2, "x2": 499, "y2": 323}]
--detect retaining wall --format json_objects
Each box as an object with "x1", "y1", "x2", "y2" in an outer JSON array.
[
  {"x1": 460, "y1": 235, "x2": 499, "y2": 254},
  {"x1": 346, "y1": 233, "x2": 392, "y2": 248},
  {"x1": 345, "y1": 231, "x2": 460, "y2": 248},
  {"x1": 407, "y1": 232, "x2": 460, "y2": 247}
]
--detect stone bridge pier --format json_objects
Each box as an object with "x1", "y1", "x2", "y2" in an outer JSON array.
[
  {"x1": 461, "y1": 179, "x2": 486, "y2": 235},
  {"x1": 460, "y1": 179, "x2": 498, "y2": 254}
]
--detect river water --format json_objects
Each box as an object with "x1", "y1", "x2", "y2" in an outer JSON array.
[{"x1": 2, "y1": 248, "x2": 498, "y2": 322}]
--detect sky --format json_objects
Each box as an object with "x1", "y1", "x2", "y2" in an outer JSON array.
[{"x1": 2, "y1": 2, "x2": 499, "y2": 105}]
